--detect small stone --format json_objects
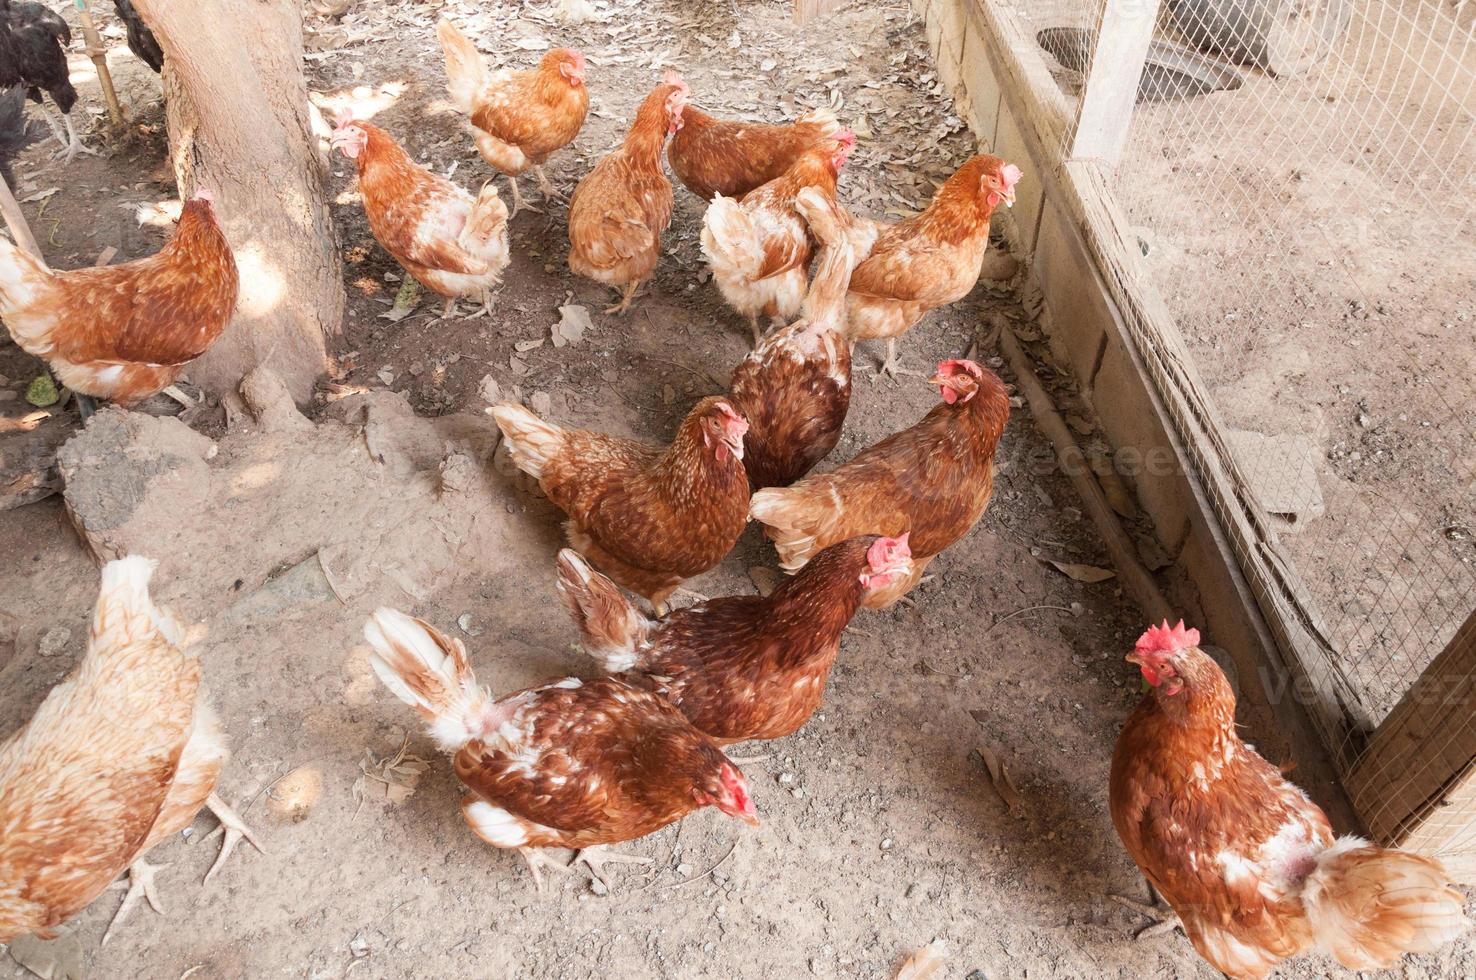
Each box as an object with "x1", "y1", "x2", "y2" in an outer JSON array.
[
  {"x1": 377, "y1": 367, "x2": 395, "y2": 385},
  {"x1": 38, "y1": 626, "x2": 71, "y2": 657},
  {"x1": 589, "y1": 878, "x2": 608, "y2": 896},
  {"x1": 880, "y1": 838, "x2": 893, "y2": 850},
  {"x1": 676, "y1": 862, "x2": 693, "y2": 875}
]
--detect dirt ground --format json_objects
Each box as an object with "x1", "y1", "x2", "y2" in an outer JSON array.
[{"x1": 0, "y1": 1, "x2": 1472, "y2": 979}]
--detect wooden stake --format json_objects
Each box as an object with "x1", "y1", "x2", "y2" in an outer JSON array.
[
  {"x1": 0, "y1": 173, "x2": 43, "y2": 258},
  {"x1": 74, "y1": 0, "x2": 125, "y2": 127},
  {"x1": 1070, "y1": 0, "x2": 1163, "y2": 165},
  {"x1": 795, "y1": 0, "x2": 846, "y2": 25}
]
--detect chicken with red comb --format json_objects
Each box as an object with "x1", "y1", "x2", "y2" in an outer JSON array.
[
  {"x1": 1111, "y1": 620, "x2": 1467, "y2": 979},
  {"x1": 492, "y1": 394, "x2": 750, "y2": 614},
  {"x1": 843, "y1": 154, "x2": 1021, "y2": 378},
  {"x1": 750, "y1": 359, "x2": 1009, "y2": 608},
  {"x1": 364, "y1": 608, "x2": 758, "y2": 889},
  {"x1": 437, "y1": 19, "x2": 589, "y2": 214},
  {"x1": 556, "y1": 534, "x2": 914, "y2": 744}
]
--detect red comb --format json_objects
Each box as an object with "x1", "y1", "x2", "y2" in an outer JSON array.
[
  {"x1": 1001, "y1": 163, "x2": 1023, "y2": 190},
  {"x1": 867, "y1": 534, "x2": 912, "y2": 570},
  {"x1": 1135, "y1": 620, "x2": 1200, "y2": 655},
  {"x1": 714, "y1": 401, "x2": 749, "y2": 431},
  {"x1": 937, "y1": 358, "x2": 984, "y2": 379},
  {"x1": 332, "y1": 108, "x2": 354, "y2": 130}
]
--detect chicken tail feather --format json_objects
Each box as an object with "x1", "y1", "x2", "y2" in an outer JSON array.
[
  {"x1": 462, "y1": 182, "x2": 510, "y2": 257},
  {"x1": 490, "y1": 402, "x2": 565, "y2": 480},
  {"x1": 363, "y1": 608, "x2": 502, "y2": 753},
  {"x1": 436, "y1": 18, "x2": 487, "y2": 115},
  {"x1": 796, "y1": 106, "x2": 842, "y2": 138},
  {"x1": 0, "y1": 232, "x2": 55, "y2": 321},
  {"x1": 89, "y1": 556, "x2": 189, "y2": 670},
  {"x1": 1303, "y1": 836, "x2": 1468, "y2": 971},
  {"x1": 700, "y1": 194, "x2": 765, "y2": 280},
  {"x1": 555, "y1": 549, "x2": 651, "y2": 673},
  {"x1": 749, "y1": 485, "x2": 834, "y2": 572}
]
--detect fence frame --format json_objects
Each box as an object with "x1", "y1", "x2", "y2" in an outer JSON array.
[{"x1": 912, "y1": 0, "x2": 1476, "y2": 869}]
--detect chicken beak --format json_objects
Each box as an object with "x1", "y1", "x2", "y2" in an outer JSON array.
[
  {"x1": 724, "y1": 432, "x2": 745, "y2": 461},
  {"x1": 1004, "y1": 187, "x2": 1016, "y2": 208}
]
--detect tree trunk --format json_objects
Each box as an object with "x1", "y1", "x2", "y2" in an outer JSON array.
[{"x1": 132, "y1": 0, "x2": 342, "y2": 406}]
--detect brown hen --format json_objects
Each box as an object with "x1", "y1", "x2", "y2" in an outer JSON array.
[{"x1": 364, "y1": 608, "x2": 757, "y2": 888}]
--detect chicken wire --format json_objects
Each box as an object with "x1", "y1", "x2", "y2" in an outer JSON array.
[{"x1": 1022, "y1": 0, "x2": 1474, "y2": 768}]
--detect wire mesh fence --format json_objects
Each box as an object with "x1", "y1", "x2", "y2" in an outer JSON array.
[{"x1": 1019, "y1": 0, "x2": 1475, "y2": 748}]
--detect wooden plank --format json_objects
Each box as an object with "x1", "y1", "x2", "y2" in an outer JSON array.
[
  {"x1": 795, "y1": 0, "x2": 846, "y2": 25},
  {"x1": 1346, "y1": 609, "x2": 1476, "y2": 873},
  {"x1": 1070, "y1": 0, "x2": 1162, "y2": 164}
]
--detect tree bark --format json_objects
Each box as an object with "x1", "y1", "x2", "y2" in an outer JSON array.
[{"x1": 132, "y1": 0, "x2": 342, "y2": 406}]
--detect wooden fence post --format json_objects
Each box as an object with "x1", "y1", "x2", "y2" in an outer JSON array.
[
  {"x1": 795, "y1": 0, "x2": 847, "y2": 25},
  {"x1": 1070, "y1": 0, "x2": 1161, "y2": 164},
  {"x1": 1345, "y1": 609, "x2": 1476, "y2": 880}
]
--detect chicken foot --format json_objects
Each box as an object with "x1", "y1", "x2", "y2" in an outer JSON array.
[
  {"x1": 533, "y1": 166, "x2": 564, "y2": 205},
  {"x1": 519, "y1": 847, "x2": 574, "y2": 892},
  {"x1": 38, "y1": 108, "x2": 92, "y2": 166},
  {"x1": 872, "y1": 338, "x2": 925, "y2": 383},
  {"x1": 202, "y1": 792, "x2": 265, "y2": 884},
  {"x1": 103, "y1": 857, "x2": 168, "y2": 944},
  {"x1": 572, "y1": 845, "x2": 652, "y2": 888},
  {"x1": 1109, "y1": 884, "x2": 1182, "y2": 939},
  {"x1": 603, "y1": 280, "x2": 644, "y2": 316},
  {"x1": 504, "y1": 173, "x2": 541, "y2": 217}
]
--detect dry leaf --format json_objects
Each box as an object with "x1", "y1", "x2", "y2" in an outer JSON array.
[
  {"x1": 895, "y1": 939, "x2": 947, "y2": 980},
  {"x1": 530, "y1": 390, "x2": 552, "y2": 415},
  {"x1": 1043, "y1": 559, "x2": 1116, "y2": 584},
  {"x1": 514, "y1": 338, "x2": 545, "y2": 353},
  {"x1": 354, "y1": 737, "x2": 431, "y2": 811},
  {"x1": 974, "y1": 745, "x2": 1023, "y2": 814},
  {"x1": 477, "y1": 374, "x2": 501, "y2": 404},
  {"x1": 552, "y1": 304, "x2": 592, "y2": 347}
]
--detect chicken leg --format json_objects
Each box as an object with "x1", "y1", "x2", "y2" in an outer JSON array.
[
  {"x1": 603, "y1": 280, "x2": 643, "y2": 316},
  {"x1": 874, "y1": 338, "x2": 924, "y2": 382},
  {"x1": 533, "y1": 166, "x2": 564, "y2": 205},
  {"x1": 1109, "y1": 882, "x2": 1182, "y2": 939},
  {"x1": 504, "y1": 173, "x2": 540, "y2": 217},
  {"x1": 103, "y1": 857, "x2": 168, "y2": 944},
  {"x1": 519, "y1": 847, "x2": 573, "y2": 892},
  {"x1": 572, "y1": 845, "x2": 651, "y2": 887},
  {"x1": 202, "y1": 792, "x2": 265, "y2": 884}
]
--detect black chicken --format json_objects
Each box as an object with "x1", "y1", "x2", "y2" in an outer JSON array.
[
  {"x1": 0, "y1": 0, "x2": 84, "y2": 163},
  {"x1": 113, "y1": 0, "x2": 160, "y2": 73}
]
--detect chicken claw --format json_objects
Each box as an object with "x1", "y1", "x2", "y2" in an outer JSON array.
[
  {"x1": 533, "y1": 166, "x2": 565, "y2": 205},
  {"x1": 103, "y1": 857, "x2": 168, "y2": 944},
  {"x1": 202, "y1": 792, "x2": 264, "y2": 884},
  {"x1": 519, "y1": 847, "x2": 574, "y2": 892},
  {"x1": 872, "y1": 338, "x2": 925, "y2": 383},
  {"x1": 572, "y1": 845, "x2": 652, "y2": 888},
  {"x1": 505, "y1": 174, "x2": 541, "y2": 217},
  {"x1": 603, "y1": 280, "x2": 643, "y2": 316},
  {"x1": 1109, "y1": 889, "x2": 1182, "y2": 939}
]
